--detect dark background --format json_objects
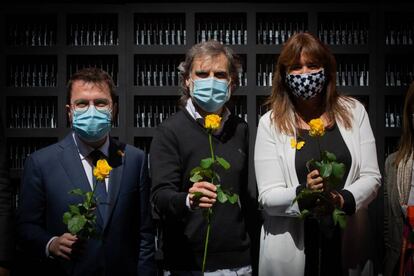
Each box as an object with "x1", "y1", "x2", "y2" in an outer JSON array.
[{"x1": 2, "y1": 1, "x2": 414, "y2": 275}]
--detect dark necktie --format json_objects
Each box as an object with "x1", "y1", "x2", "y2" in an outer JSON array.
[
  {"x1": 196, "y1": 118, "x2": 205, "y2": 126},
  {"x1": 89, "y1": 150, "x2": 108, "y2": 222}
]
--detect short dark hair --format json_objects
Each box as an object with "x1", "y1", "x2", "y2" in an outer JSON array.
[
  {"x1": 66, "y1": 67, "x2": 116, "y2": 105},
  {"x1": 178, "y1": 40, "x2": 241, "y2": 106}
]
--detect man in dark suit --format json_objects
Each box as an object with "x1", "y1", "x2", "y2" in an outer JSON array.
[
  {"x1": 17, "y1": 67, "x2": 155, "y2": 276},
  {"x1": 0, "y1": 113, "x2": 13, "y2": 276}
]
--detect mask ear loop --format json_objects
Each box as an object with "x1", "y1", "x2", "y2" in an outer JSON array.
[
  {"x1": 225, "y1": 79, "x2": 232, "y2": 101},
  {"x1": 188, "y1": 77, "x2": 195, "y2": 97}
]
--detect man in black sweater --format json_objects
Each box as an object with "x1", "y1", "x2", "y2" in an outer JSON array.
[{"x1": 150, "y1": 40, "x2": 255, "y2": 275}]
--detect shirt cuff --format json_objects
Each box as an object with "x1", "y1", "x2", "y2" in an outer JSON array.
[
  {"x1": 186, "y1": 194, "x2": 191, "y2": 209},
  {"x1": 296, "y1": 184, "x2": 307, "y2": 211},
  {"x1": 45, "y1": 236, "x2": 58, "y2": 258},
  {"x1": 339, "y1": 189, "x2": 356, "y2": 215}
]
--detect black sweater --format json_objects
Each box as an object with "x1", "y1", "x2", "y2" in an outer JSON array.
[{"x1": 150, "y1": 108, "x2": 251, "y2": 271}]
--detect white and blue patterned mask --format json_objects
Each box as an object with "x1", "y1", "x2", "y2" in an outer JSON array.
[{"x1": 286, "y1": 69, "x2": 326, "y2": 100}]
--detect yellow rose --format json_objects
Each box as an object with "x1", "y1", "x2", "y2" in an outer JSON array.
[
  {"x1": 308, "y1": 118, "x2": 325, "y2": 137},
  {"x1": 93, "y1": 159, "x2": 112, "y2": 181},
  {"x1": 204, "y1": 114, "x2": 222, "y2": 131},
  {"x1": 290, "y1": 138, "x2": 305, "y2": 150}
]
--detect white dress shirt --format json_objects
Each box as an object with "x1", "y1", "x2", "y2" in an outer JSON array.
[{"x1": 72, "y1": 132, "x2": 110, "y2": 191}]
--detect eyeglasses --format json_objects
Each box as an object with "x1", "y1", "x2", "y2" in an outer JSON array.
[{"x1": 71, "y1": 98, "x2": 112, "y2": 114}]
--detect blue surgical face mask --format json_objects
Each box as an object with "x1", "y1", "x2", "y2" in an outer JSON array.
[
  {"x1": 191, "y1": 77, "x2": 230, "y2": 113},
  {"x1": 72, "y1": 106, "x2": 112, "y2": 142}
]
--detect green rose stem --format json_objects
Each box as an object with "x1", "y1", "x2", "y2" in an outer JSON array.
[
  {"x1": 202, "y1": 132, "x2": 215, "y2": 274},
  {"x1": 82, "y1": 172, "x2": 101, "y2": 238},
  {"x1": 89, "y1": 181, "x2": 98, "y2": 208},
  {"x1": 209, "y1": 134, "x2": 215, "y2": 163},
  {"x1": 202, "y1": 211, "x2": 211, "y2": 274},
  {"x1": 70, "y1": 178, "x2": 97, "y2": 276},
  {"x1": 317, "y1": 138, "x2": 322, "y2": 161},
  {"x1": 316, "y1": 137, "x2": 328, "y2": 196},
  {"x1": 316, "y1": 138, "x2": 325, "y2": 276}
]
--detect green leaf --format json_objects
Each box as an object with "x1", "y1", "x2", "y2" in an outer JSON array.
[
  {"x1": 200, "y1": 158, "x2": 214, "y2": 169},
  {"x1": 333, "y1": 208, "x2": 347, "y2": 229},
  {"x1": 216, "y1": 156, "x2": 231, "y2": 170},
  {"x1": 78, "y1": 204, "x2": 88, "y2": 214},
  {"x1": 299, "y1": 209, "x2": 310, "y2": 219},
  {"x1": 69, "y1": 188, "x2": 85, "y2": 196},
  {"x1": 67, "y1": 215, "x2": 87, "y2": 235},
  {"x1": 324, "y1": 151, "x2": 337, "y2": 162},
  {"x1": 211, "y1": 171, "x2": 221, "y2": 184},
  {"x1": 319, "y1": 163, "x2": 332, "y2": 178},
  {"x1": 306, "y1": 159, "x2": 316, "y2": 172},
  {"x1": 328, "y1": 162, "x2": 346, "y2": 189},
  {"x1": 190, "y1": 166, "x2": 203, "y2": 176},
  {"x1": 313, "y1": 161, "x2": 323, "y2": 172},
  {"x1": 192, "y1": 191, "x2": 204, "y2": 200},
  {"x1": 216, "y1": 186, "x2": 228, "y2": 203},
  {"x1": 293, "y1": 188, "x2": 322, "y2": 204},
  {"x1": 228, "y1": 193, "x2": 239, "y2": 204},
  {"x1": 190, "y1": 172, "x2": 203, "y2": 183},
  {"x1": 69, "y1": 204, "x2": 80, "y2": 215},
  {"x1": 83, "y1": 199, "x2": 91, "y2": 210},
  {"x1": 331, "y1": 162, "x2": 346, "y2": 180},
  {"x1": 63, "y1": 211, "x2": 72, "y2": 225},
  {"x1": 193, "y1": 168, "x2": 213, "y2": 182},
  {"x1": 85, "y1": 191, "x2": 93, "y2": 203}
]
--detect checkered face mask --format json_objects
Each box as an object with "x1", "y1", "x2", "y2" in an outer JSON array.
[{"x1": 286, "y1": 69, "x2": 326, "y2": 100}]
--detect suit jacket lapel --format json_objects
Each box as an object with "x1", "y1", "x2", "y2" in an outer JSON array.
[
  {"x1": 59, "y1": 134, "x2": 92, "y2": 193},
  {"x1": 103, "y1": 137, "x2": 125, "y2": 230}
]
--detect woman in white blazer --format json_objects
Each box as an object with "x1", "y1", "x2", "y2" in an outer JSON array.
[{"x1": 254, "y1": 32, "x2": 381, "y2": 276}]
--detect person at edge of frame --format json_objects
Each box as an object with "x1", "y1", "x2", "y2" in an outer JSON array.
[{"x1": 384, "y1": 81, "x2": 414, "y2": 276}]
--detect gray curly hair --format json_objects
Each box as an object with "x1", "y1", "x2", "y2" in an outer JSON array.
[{"x1": 178, "y1": 40, "x2": 241, "y2": 106}]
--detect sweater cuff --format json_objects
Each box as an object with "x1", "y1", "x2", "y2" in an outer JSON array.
[
  {"x1": 296, "y1": 185, "x2": 305, "y2": 195},
  {"x1": 339, "y1": 189, "x2": 356, "y2": 215},
  {"x1": 171, "y1": 192, "x2": 190, "y2": 217},
  {"x1": 296, "y1": 184, "x2": 306, "y2": 211}
]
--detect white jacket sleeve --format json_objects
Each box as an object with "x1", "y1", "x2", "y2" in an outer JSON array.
[
  {"x1": 343, "y1": 101, "x2": 381, "y2": 211},
  {"x1": 254, "y1": 112, "x2": 300, "y2": 217}
]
